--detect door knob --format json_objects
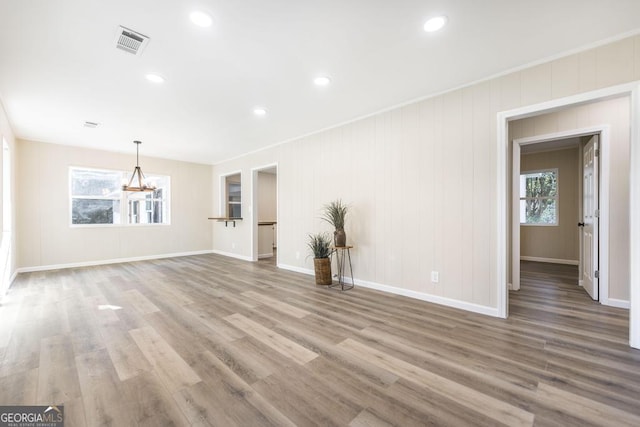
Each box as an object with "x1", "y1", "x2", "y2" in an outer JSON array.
[{"x1": 578, "y1": 222, "x2": 585, "y2": 227}]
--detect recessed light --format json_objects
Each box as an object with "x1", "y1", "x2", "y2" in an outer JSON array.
[
  {"x1": 423, "y1": 15, "x2": 447, "y2": 32},
  {"x1": 314, "y1": 76, "x2": 331, "y2": 86},
  {"x1": 190, "y1": 11, "x2": 213, "y2": 28},
  {"x1": 253, "y1": 108, "x2": 267, "y2": 116},
  {"x1": 145, "y1": 73, "x2": 165, "y2": 84}
]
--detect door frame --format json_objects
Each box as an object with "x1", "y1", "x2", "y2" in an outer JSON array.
[
  {"x1": 497, "y1": 81, "x2": 640, "y2": 349},
  {"x1": 251, "y1": 163, "x2": 278, "y2": 262},
  {"x1": 511, "y1": 127, "x2": 610, "y2": 305}
]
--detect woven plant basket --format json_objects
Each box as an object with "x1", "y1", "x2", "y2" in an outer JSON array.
[{"x1": 314, "y1": 258, "x2": 332, "y2": 285}]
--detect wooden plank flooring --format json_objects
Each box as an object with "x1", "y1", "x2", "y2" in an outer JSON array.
[{"x1": 0, "y1": 256, "x2": 639, "y2": 426}]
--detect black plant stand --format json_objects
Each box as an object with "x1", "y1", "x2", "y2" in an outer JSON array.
[{"x1": 329, "y1": 246, "x2": 354, "y2": 291}]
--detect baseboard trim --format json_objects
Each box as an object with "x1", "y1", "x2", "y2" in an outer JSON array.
[
  {"x1": 354, "y1": 279, "x2": 499, "y2": 317},
  {"x1": 278, "y1": 264, "x2": 314, "y2": 276},
  {"x1": 211, "y1": 250, "x2": 253, "y2": 262},
  {"x1": 520, "y1": 256, "x2": 579, "y2": 266},
  {"x1": 16, "y1": 250, "x2": 215, "y2": 274},
  {"x1": 258, "y1": 253, "x2": 274, "y2": 259},
  {"x1": 603, "y1": 298, "x2": 630, "y2": 309},
  {"x1": 278, "y1": 263, "x2": 499, "y2": 317}
]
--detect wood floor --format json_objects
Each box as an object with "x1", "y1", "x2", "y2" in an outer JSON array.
[{"x1": 0, "y1": 256, "x2": 639, "y2": 426}]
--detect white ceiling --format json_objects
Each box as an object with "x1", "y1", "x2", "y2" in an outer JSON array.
[{"x1": 1, "y1": 1, "x2": 639, "y2": 165}]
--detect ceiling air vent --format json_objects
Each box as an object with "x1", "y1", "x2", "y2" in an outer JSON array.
[
  {"x1": 83, "y1": 121, "x2": 99, "y2": 128},
  {"x1": 114, "y1": 26, "x2": 149, "y2": 56}
]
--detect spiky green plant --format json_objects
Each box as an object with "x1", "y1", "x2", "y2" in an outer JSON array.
[
  {"x1": 307, "y1": 232, "x2": 332, "y2": 259},
  {"x1": 321, "y1": 199, "x2": 348, "y2": 230}
]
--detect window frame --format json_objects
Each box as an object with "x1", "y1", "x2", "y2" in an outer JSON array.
[
  {"x1": 124, "y1": 177, "x2": 171, "y2": 226},
  {"x1": 69, "y1": 166, "x2": 171, "y2": 227},
  {"x1": 220, "y1": 172, "x2": 242, "y2": 218},
  {"x1": 519, "y1": 168, "x2": 559, "y2": 227}
]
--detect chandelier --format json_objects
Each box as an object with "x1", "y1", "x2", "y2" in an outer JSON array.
[{"x1": 122, "y1": 140, "x2": 156, "y2": 192}]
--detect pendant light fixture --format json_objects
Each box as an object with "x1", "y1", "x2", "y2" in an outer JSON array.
[{"x1": 122, "y1": 140, "x2": 156, "y2": 192}]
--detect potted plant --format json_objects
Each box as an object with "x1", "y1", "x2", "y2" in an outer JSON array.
[
  {"x1": 321, "y1": 199, "x2": 348, "y2": 247},
  {"x1": 307, "y1": 232, "x2": 332, "y2": 285}
]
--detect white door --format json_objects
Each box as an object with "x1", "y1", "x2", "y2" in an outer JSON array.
[{"x1": 581, "y1": 135, "x2": 599, "y2": 300}]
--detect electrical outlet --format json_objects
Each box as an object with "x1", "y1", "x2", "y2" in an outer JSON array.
[
  {"x1": 295, "y1": 251, "x2": 300, "y2": 260},
  {"x1": 431, "y1": 271, "x2": 439, "y2": 283},
  {"x1": 231, "y1": 242, "x2": 236, "y2": 249}
]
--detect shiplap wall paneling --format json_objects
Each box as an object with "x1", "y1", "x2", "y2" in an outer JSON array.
[
  {"x1": 352, "y1": 118, "x2": 378, "y2": 281},
  {"x1": 472, "y1": 81, "x2": 495, "y2": 308},
  {"x1": 431, "y1": 97, "x2": 444, "y2": 296},
  {"x1": 417, "y1": 99, "x2": 435, "y2": 297},
  {"x1": 596, "y1": 38, "x2": 635, "y2": 89},
  {"x1": 442, "y1": 91, "x2": 464, "y2": 300},
  {"x1": 372, "y1": 113, "x2": 389, "y2": 286},
  {"x1": 552, "y1": 55, "x2": 580, "y2": 99},
  {"x1": 400, "y1": 104, "x2": 421, "y2": 292},
  {"x1": 521, "y1": 64, "x2": 553, "y2": 106},
  {"x1": 460, "y1": 88, "x2": 474, "y2": 303},
  {"x1": 209, "y1": 34, "x2": 640, "y2": 315}
]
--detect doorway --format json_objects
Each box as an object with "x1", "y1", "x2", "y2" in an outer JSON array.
[
  {"x1": 251, "y1": 164, "x2": 278, "y2": 264},
  {"x1": 497, "y1": 82, "x2": 640, "y2": 350},
  {"x1": 514, "y1": 132, "x2": 603, "y2": 303}
]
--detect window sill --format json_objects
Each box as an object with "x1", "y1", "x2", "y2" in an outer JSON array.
[{"x1": 69, "y1": 223, "x2": 171, "y2": 228}]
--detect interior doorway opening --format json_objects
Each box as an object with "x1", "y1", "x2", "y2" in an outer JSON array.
[
  {"x1": 251, "y1": 164, "x2": 278, "y2": 264},
  {"x1": 515, "y1": 133, "x2": 602, "y2": 303},
  {"x1": 498, "y1": 83, "x2": 640, "y2": 349}
]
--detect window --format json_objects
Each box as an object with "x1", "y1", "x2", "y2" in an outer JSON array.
[
  {"x1": 519, "y1": 169, "x2": 558, "y2": 225},
  {"x1": 126, "y1": 175, "x2": 170, "y2": 224},
  {"x1": 70, "y1": 167, "x2": 169, "y2": 226},
  {"x1": 225, "y1": 173, "x2": 241, "y2": 218},
  {"x1": 71, "y1": 168, "x2": 122, "y2": 225}
]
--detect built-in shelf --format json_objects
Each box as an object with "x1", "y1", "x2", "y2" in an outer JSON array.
[{"x1": 208, "y1": 217, "x2": 243, "y2": 227}]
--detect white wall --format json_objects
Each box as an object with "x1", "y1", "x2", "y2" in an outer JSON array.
[
  {"x1": 212, "y1": 34, "x2": 640, "y2": 315},
  {"x1": 258, "y1": 172, "x2": 277, "y2": 222},
  {"x1": 17, "y1": 140, "x2": 213, "y2": 270},
  {"x1": 0, "y1": 100, "x2": 17, "y2": 296}
]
